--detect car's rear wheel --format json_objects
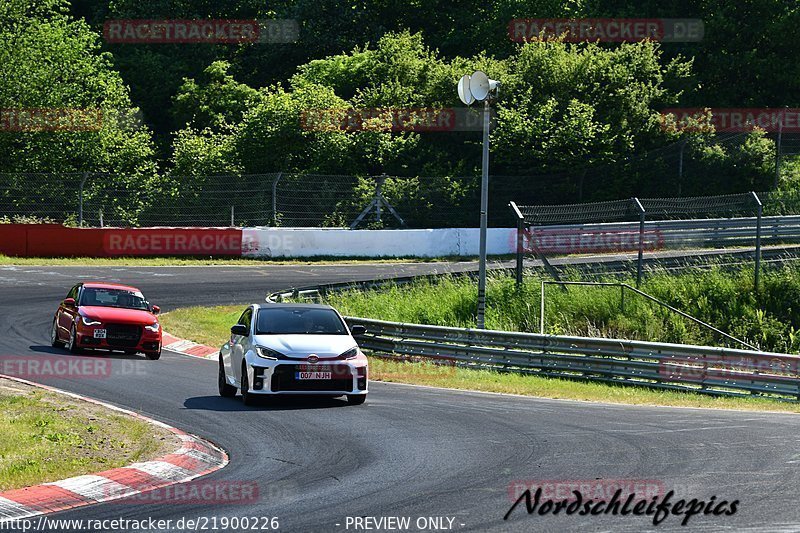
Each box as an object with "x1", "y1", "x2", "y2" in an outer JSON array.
[
  {"x1": 347, "y1": 394, "x2": 367, "y2": 405},
  {"x1": 50, "y1": 319, "x2": 65, "y2": 348},
  {"x1": 145, "y1": 350, "x2": 161, "y2": 360},
  {"x1": 218, "y1": 355, "x2": 236, "y2": 398},
  {"x1": 67, "y1": 324, "x2": 82, "y2": 354},
  {"x1": 241, "y1": 363, "x2": 255, "y2": 406}
]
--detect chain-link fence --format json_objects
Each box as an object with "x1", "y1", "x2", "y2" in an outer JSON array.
[
  {"x1": 1, "y1": 135, "x2": 798, "y2": 229},
  {"x1": 0, "y1": 172, "x2": 481, "y2": 228},
  {"x1": 510, "y1": 192, "x2": 800, "y2": 289}
]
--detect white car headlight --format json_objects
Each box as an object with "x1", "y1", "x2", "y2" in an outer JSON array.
[
  {"x1": 339, "y1": 346, "x2": 359, "y2": 360},
  {"x1": 257, "y1": 346, "x2": 284, "y2": 360},
  {"x1": 81, "y1": 316, "x2": 102, "y2": 326},
  {"x1": 144, "y1": 322, "x2": 160, "y2": 332}
]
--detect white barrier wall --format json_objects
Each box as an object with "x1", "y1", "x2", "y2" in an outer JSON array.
[{"x1": 242, "y1": 228, "x2": 516, "y2": 258}]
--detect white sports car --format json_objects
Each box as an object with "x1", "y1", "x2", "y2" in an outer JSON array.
[{"x1": 218, "y1": 303, "x2": 369, "y2": 405}]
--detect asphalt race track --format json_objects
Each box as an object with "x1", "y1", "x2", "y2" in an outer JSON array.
[{"x1": 2, "y1": 262, "x2": 800, "y2": 532}]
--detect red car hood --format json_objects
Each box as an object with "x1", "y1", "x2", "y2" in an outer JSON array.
[{"x1": 80, "y1": 306, "x2": 157, "y2": 325}]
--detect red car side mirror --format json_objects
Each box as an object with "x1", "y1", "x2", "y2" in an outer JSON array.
[
  {"x1": 151, "y1": 305, "x2": 161, "y2": 315},
  {"x1": 63, "y1": 297, "x2": 76, "y2": 308}
]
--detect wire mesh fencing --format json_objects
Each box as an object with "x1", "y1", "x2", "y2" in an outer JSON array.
[
  {"x1": 1, "y1": 166, "x2": 799, "y2": 229},
  {"x1": 510, "y1": 191, "x2": 799, "y2": 289},
  {"x1": 0, "y1": 172, "x2": 483, "y2": 228}
]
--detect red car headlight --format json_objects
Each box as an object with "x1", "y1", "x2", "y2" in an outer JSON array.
[
  {"x1": 81, "y1": 316, "x2": 102, "y2": 327},
  {"x1": 144, "y1": 322, "x2": 160, "y2": 333}
]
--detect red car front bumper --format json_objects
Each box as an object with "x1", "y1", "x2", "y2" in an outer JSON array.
[{"x1": 76, "y1": 322, "x2": 162, "y2": 353}]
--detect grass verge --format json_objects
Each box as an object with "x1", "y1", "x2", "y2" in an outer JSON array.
[
  {"x1": 161, "y1": 304, "x2": 800, "y2": 413},
  {"x1": 0, "y1": 379, "x2": 178, "y2": 491}
]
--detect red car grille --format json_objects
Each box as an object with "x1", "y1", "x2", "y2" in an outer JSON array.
[{"x1": 106, "y1": 323, "x2": 142, "y2": 347}]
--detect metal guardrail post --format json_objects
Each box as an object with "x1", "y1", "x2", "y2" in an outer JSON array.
[
  {"x1": 633, "y1": 197, "x2": 646, "y2": 288},
  {"x1": 752, "y1": 191, "x2": 763, "y2": 294},
  {"x1": 510, "y1": 202, "x2": 524, "y2": 287}
]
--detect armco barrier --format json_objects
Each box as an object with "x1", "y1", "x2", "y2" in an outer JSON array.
[
  {"x1": 343, "y1": 317, "x2": 800, "y2": 401},
  {"x1": 0, "y1": 225, "x2": 517, "y2": 258},
  {"x1": 4, "y1": 217, "x2": 800, "y2": 258},
  {"x1": 241, "y1": 227, "x2": 515, "y2": 257},
  {"x1": 0, "y1": 225, "x2": 243, "y2": 257}
]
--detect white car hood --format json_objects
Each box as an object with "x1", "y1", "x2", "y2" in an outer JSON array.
[{"x1": 254, "y1": 334, "x2": 357, "y2": 358}]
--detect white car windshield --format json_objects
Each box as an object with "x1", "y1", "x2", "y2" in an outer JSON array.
[{"x1": 256, "y1": 308, "x2": 347, "y2": 335}]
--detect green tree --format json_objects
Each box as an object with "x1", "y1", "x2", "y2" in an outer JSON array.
[{"x1": 0, "y1": 0, "x2": 157, "y2": 224}]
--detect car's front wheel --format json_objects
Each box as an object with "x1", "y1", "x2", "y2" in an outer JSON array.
[
  {"x1": 145, "y1": 350, "x2": 161, "y2": 360},
  {"x1": 50, "y1": 319, "x2": 65, "y2": 348},
  {"x1": 218, "y1": 355, "x2": 236, "y2": 398},
  {"x1": 347, "y1": 394, "x2": 367, "y2": 405},
  {"x1": 240, "y1": 363, "x2": 256, "y2": 406},
  {"x1": 67, "y1": 324, "x2": 82, "y2": 354}
]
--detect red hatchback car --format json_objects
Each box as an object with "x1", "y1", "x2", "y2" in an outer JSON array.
[{"x1": 50, "y1": 282, "x2": 162, "y2": 360}]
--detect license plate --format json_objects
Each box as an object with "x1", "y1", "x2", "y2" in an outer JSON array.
[
  {"x1": 93, "y1": 329, "x2": 107, "y2": 339},
  {"x1": 296, "y1": 371, "x2": 332, "y2": 380}
]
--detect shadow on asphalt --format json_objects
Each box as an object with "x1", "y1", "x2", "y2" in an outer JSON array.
[
  {"x1": 183, "y1": 395, "x2": 351, "y2": 411},
  {"x1": 28, "y1": 345, "x2": 151, "y2": 360}
]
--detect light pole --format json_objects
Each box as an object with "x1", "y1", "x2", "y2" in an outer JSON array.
[{"x1": 458, "y1": 71, "x2": 500, "y2": 329}]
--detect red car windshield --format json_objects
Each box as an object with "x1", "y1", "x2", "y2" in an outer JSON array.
[{"x1": 79, "y1": 288, "x2": 150, "y2": 311}]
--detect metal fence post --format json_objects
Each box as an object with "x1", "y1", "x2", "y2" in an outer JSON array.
[
  {"x1": 775, "y1": 110, "x2": 784, "y2": 188},
  {"x1": 79, "y1": 172, "x2": 88, "y2": 227},
  {"x1": 540, "y1": 279, "x2": 545, "y2": 334},
  {"x1": 272, "y1": 172, "x2": 283, "y2": 226},
  {"x1": 752, "y1": 191, "x2": 763, "y2": 294},
  {"x1": 678, "y1": 140, "x2": 685, "y2": 197},
  {"x1": 633, "y1": 197, "x2": 646, "y2": 288},
  {"x1": 510, "y1": 202, "x2": 525, "y2": 287},
  {"x1": 231, "y1": 205, "x2": 235, "y2": 227},
  {"x1": 375, "y1": 174, "x2": 386, "y2": 224}
]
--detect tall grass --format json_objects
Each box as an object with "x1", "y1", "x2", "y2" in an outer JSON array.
[{"x1": 324, "y1": 264, "x2": 800, "y2": 353}]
